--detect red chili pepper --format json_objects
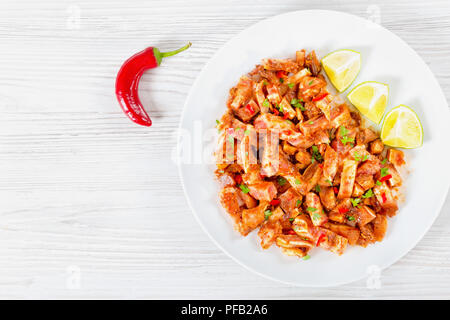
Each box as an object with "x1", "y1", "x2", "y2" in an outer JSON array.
[
  {"x1": 115, "y1": 42, "x2": 191, "y2": 126},
  {"x1": 235, "y1": 174, "x2": 243, "y2": 185},
  {"x1": 333, "y1": 187, "x2": 339, "y2": 194},
  {"x1": 273, "y1": 108, "x2": 279, "y2": 116},
  {"x1": 315, "y1": 232, "x2": 326, "y2": 246},
  {"x1": 276, "y1": 70, "x2": 287, "y2": 78},
  {"x1": 287, "y1": 229, "x2": 296, "y2": 235},
  {"x1": 245, "y1": 103, "x2": 255, "y2": 114},
  {"x1": 379, "y1": 174, "x2": 392, "y2": 182},
  {"x1": 381, "y1": 192, "x2": 387, "y2": 203},
  {"x1": 318, "y1": 163, "x2": 323, "y2": 169},
  {"x1": 338, "y1": 207, "x2": 349, "y2": 214},
  {"x1": 312, "y1": 92, "x2": 329, "y2": 102},
  {"x1": 283, "y1": 112, "x2": 289, "y2": 120},
  {"x1": 270, "y1": 199, "x2": 281, "y2": 206},
  {"x1": 284, "y1": 130, "x2": 292, "y2": 136}
]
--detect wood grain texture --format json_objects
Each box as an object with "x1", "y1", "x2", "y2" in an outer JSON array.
[{"x1": 0, "y1": 0, "x2": 449, "y2": 299}]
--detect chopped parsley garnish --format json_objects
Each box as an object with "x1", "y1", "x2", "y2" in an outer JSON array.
[
  {"x1": 312, "y1": 212, "x2": 322, "y2": 221},
  {"x1": 263, "y1": 80, "x2": 268, "y2": 85},
  {"x1": 325, "y1": 179, "x2": 333, "y2": 186},
  {"x1": 362, "y1": 189, "x2": 374, "y2": 199},
  {"x1": 307, "y1": 207, "x2": 317, "y2": 213},
  {"x1": 340, "y1": 125, "x2": 354, "y2": 146},
  {"x1": 308, "y1": 80, "x2": 314, "y2": 85},
  {"x1": 262, "y1": 99, "x2": 270, "y2": 108},
  {"x1": 311, "y1": 145, "x2": 323, "y2": 162},
  {"x1": 287, "y1": 83, "x2": 294, "y2": 88},
  {"x1": 264, "y1": 210, "x2": 272, "y2": 220},
  {"x1": 315, "y1": 185, "x2": 321, "y2": 193},
  {"x1": 346, "y1": 215, "x2": 355, "y2": 221},
  {"x1": 354, "y1": 152, "x2": 369, "y2": 162},
  {"x1": 239, "y1": 184, "x2": 250, "y2": 194},
  {"x1": 296, "y1": 199, "x2": 301, "y2": 207},
  {"x1": 289, "y1": 218, "x2": 294, "y2": 222},
  {"x1": 244, "y1": 129, "x2": 251, "y2": 136},
  {"x1": 277, "y1": 177, "x2": 287, "y2": 186},
  {"x1": 376, "y1": 180, "x2": 382, "y2": 186},
  {"x1": 290, "y1": 98, "x2": 305, "y2": 111},
  {"x1": 295, "y1": 178, "x2": 301, "y2": 185},
  {"x1": 302, "y1": 255, "x2": 311, "y2": 260},
  {"x1": 381, "y1": 158, "x2": 388, "y2": 164},
  {"x1": 279, "y1": 78, "x2": 284, "y2": 83},
  {"x1": 309, "y1": 121, "x2": 314, "y2": 125},
  {"x1": 380, "y1": 167, "x2": 389, "y2": 178},
  {"x1": 341, "y1": 135, "x2": 354, "y2": 145},
  {"x1": 350, "y1": 198, "x2": 361, "y2": 207},
  {"x1": 216, "y1": 119, "x2": 220, "y2": 125}
]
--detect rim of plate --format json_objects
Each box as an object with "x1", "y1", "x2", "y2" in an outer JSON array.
[{"x1": 177, "y1": 9, "x2": 450, "y2": 287}]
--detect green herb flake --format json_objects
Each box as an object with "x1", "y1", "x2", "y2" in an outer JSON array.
[
  {"x1": 264, "y1": 210, "x2": 272, "y2": 220},
  {"x1": 376, "y1": 180, "x2": 382, "y2": 186},
  {"x1": 244, "y1": 129, "x2": 251, "y2": 136},
  {"x1": 239, "y1": 184, "x2": 250, "y2": 194},
  {"x1": 347, "y1": 215, "x2": 355, "y2": 221},
  {"x1": 307, "y1": 207, "x2": 317, "y2": 213},
  {"x1": 341, "y1": 136, "x2": 354, "y2": 146},
  {"x1": 290, "y1": 98, "x2": 305, "y2": 111},
  {"x1": 289, "y1": 218, "x2": 294, "y2": 222},
  {"x1": 325, "y1": 179, "x2": 333, "y2": 186},
  {"x1": 315, "y1": 185, "x2": 321, "y2": 193},
  {"x1": 381, "y1": 158, "x2": 388, "y2": 164},
  {"x1": 295, "y1": 178, "x2": 301, "y2": 185},
  {"x1": 296, "y1": 199, "x2": 301, "y2": 207},
  {"x1": 362, "y1": 189, "x2": 374, "y2": 199},
  {"x1": 311, "y1": 145, "x2": 323, "y2": 162},
  {"x1": 288, "y1": 83, "x2": 294, "y2": 88},
  {"x1": 362, "y1": 154, "x2": 369, "y2": 162},
  {"x1": 308, "y1": 80, "x2": 314, "y2": 86},
  {"x1": 228, "y1": 135, "x2": 234, "y2": 144},
  {"x1": 302, "y1": 255, "x2": 311, "y2": 261},
  {"x1": 277, "y1": 177, "x2": 287, "y2": 186},
  {"x1": 216, "y1": 119, "x2": 220, "y2": 125},
  {"x1": 380, "y1": 167, "x2": 389, "y2": 178},
  {"x1": 263, "y1": 80, "x2": 268, "y2": 86},
  {"x1": 279, "y1": 78, "x2": 284, "y2": 83},
  {"x1": 350, "y1": 198, "x2": 361, "y2": 207},
  {"x1": 354, "y1": 152, "x2": 361, "y2": 162},
  {"x1": 313, "y1": 212, "x2": 322, "y2": 221},
  {"x1": 262, "y1": 99, "x2": 270, "y2": 108}
]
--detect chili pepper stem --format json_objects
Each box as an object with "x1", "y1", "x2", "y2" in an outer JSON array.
[{"x1": 153, "y1": 42, "x2": 192, "y2": 65}]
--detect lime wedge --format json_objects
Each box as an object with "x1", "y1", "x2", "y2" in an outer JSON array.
[
  {"x1": 347, "y1": 81, "x2": 389, "y2": 124},
  {"x1": 321, "y1": 49, "x2": 361, "y2": 92},
  {"x1": 381, "y1": 105, "x2": 423, "y2": 148}
]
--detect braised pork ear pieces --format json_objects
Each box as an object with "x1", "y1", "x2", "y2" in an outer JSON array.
[{"x1": 215, "y1": 50, "x2": 406, "y2": 258}]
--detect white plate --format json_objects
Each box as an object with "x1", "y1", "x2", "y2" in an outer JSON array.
[{"x1": 178, "y1": 10, "x2": 450, "y2": 286}]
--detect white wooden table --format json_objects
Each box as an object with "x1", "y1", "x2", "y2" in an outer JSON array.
[{"x1": 0, "y1": 0, "x2": 449, "y2": 299}]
